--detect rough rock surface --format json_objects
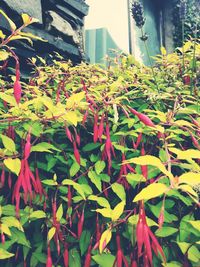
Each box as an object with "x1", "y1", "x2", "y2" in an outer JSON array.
[{"x1": 0, "y1": 0, "x2": 89, "y2": 73}]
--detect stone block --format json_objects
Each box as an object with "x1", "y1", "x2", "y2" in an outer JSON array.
[
  {"x1": 1, "y1": 0, "x2": 43, "y2": 23},
  {"x1": 46, "y1": 11, "x2": 80, "y2": 44}
]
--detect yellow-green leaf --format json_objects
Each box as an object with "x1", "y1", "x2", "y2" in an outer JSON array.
[
  {"x1": 160, "y1": 46, "x2": 167, "y2": 56},
  {"x1": 0, "y1": 50, "x2": 10, "y2": 61},
  {"x1": 189, "y1": 221, "x2": 200, "y2": 232},
  {"x1": 99, "y1": 229, "x2": 112, "y2": 254},
  {"x1": 133, "y1": 183, "x2": 168, "y2": 202},
  {"x1": 0, "y1": 248, "x2": 14, "y2": 260},
  {"x1": 179, "y1": 172, "x2": 200, "y2": 186},
  {"x1": 0, "y1": 92, "x2": 17, "y2": 106},
  {"x1": 1, "y1": 224, "x2": 11, "y2": 236},
  {"x1": 48, "y1": 227, "x2": 56, "y2": 242},
  {"x1": 0, "y1": 30, "x2": 6, "y2": 39},
  {"x1": 96, "y1": 208, "x2": 112, "y2": 219},
  {"x1": 112, "y1": 201, "x2": 125, "y2": 221},
  {"x1": 56, "y1": 204, "x2": 63, "y2": 221},
  {"x1": 29, "y1": 210, "x2": 46, "y2": 219},
  {"x1": 124, "y1": 155, "x2": 173, "y2": 181},
  {"x1": 0, "y1": 9, "x2": 16, "y2": 31},
  {"x1": 4, "y1": 158, "x2": 21, "y2": 176},
  {"x1": 169, "y1": 148, "x2": 200, "y2": 160},
  {"x1": 179, "y1": 184, "x2": 198, "y2": 198},
  {"x1": 0, "y1": 134, "x2": 16, "y2": 152},
  {"x1": 21, "y1": 14, "x2": 39, "y2": 25}
]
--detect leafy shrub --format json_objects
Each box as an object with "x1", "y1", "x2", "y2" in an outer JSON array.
[{"x1": 0, "y1": 11, "x2": 200, "y2": 267}]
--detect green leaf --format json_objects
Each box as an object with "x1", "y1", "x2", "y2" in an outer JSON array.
[
  {"x1": 70, "y1": 162, "x2": 80, "y2": 177},
  {"x1": 88, "y1": 170, "x2": 102, "y2": 192},
  {"x1": 165, "y1": 262, "x2": 182, "y2": 267},
  {"x1": 4, "y1": 158, "x2": 21, "y2": 175},
  {"x1": 79, "y1": 230, "x2": 91, "y2": 256},
  {"x1": 62, "y1": 179, "x2": 86, "y2": 200},
  {"x1": 95, "y1": 161, "x2": 106, "y2": 174},
  {"x1": 31, "y1": 142, "x2": 60, "y2": 153},
  {"x1": 189, "y1": 221, "x2": 200, "y2": 232},
  {"x1": 92, "y1": 254, "x2": 115, "y2": 267},
  {"x1": 177, "y1": 242, "x2": 200, "y2": 263},
  {"x1": 88, "y1": 195, "x2": 110, "y2": 208},
  {"x1": 42, "y1": 179, "x2": 58, "y2": 186},
  {"x1": 1, "y1": 216, "x2": 22, "y2": 230},
  {"x1": 47, "y1": 227, "x2": 56, "y2": 242},
  {"x1": 0, "y1": 92, "x2": 17, "y2": 106},
  {"x1": 111, "y1": 201, "x2": 125, "y2": 221},
  {"x1": 69, "y1": 248, "x2": 81, "y2": 267},
  {"x1": 111, "y1": 183, "x2": 126, "y2": 201},
  {"x1": 10, "y1": 228, "x2": 30, "y2": 247},
  {"x1": 82, "y1": 143, "x2": 101, "y2": 152},
  {"x1": 155, "y1": 227, "x2": 178, "y2": 237},
  {"x1": 133, "y1": 183, "x2": 168, "y2": 202},
  {"x1": 0, "y1": 10, "x2": 16, "y2": 31},
  {"x1": 0, "y1": 134, "x2": 16, "y2": 152},
  {"x1": 29, "y1": 210, "x2": 46, "y2": 219},
  {"x1": 56, "y1": 204, "x2": 63, "y2": 221},
  {"x1": 0, "y1": 248, "x2": 14, "y2": 260}
]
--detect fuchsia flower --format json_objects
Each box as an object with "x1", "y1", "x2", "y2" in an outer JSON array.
[
  {"x1": 14, "y1": 80, "x2": 22, "y2": 104},
  {"x1": 128, "y1": 107, "x2": 155, "y2": 128},
  {"x1": 119, "y1": 152, "x2": 136, "y2": 189},
  {"x1": 102, "y1": 121, "x2": 115, "y2": 175},
  {"x1": 113, "y1": 234, "x2": 129, "y2": 267},
  {"x1": 136, "y1": 202, "x2": 166, "y2": 266},
  {"x1": 46, "y1": 244, "x2": 53, "y2": 267},
  {"x1": 63, "y1": 246, "x2": 69, "y2": 267}
]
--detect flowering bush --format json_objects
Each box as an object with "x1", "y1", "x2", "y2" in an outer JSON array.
[{"x1": 0, "y1": 11, "x2": 200, "y2": 267}]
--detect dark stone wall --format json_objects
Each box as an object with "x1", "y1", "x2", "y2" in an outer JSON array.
[{"x1": 0, "y1": 0, "x2": 89, "y2": 70}]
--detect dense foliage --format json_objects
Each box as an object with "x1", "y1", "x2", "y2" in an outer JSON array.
[
  {"x1": 173, "y1": 0, "x2": 200, "y2": 47},
  {"x1": 0, "y1": 11, "x2": 200, "y2": 267}
]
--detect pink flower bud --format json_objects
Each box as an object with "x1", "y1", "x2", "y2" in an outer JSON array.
[{"x1": 14, "y1": 80, "x2": 22, "y2": 104}]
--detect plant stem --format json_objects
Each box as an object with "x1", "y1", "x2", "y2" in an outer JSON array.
[
  {"x1": 141, "y1": 28, "x2": 159, "y2": 92},
  {"x1": 181, "y1": 18, "x2": 185, "y2": 71}
]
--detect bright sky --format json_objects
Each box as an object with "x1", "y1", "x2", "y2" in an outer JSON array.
[{"x1": 85, "y1": 0, "x2": 129, "y2": 52}]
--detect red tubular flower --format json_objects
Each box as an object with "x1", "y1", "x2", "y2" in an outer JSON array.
[
  {"x1": 84, "y1": 244, "x2": 92, "y2": 267},
  {"x1": 77, "y1": 208, "x2": 84, "y2": 239},
  {"x1": 24, "y1": 132, "x2": 31, "y2": 160},
  {"x1": 14, "y1": 80, "x2": 22, "y2": 104},
  {"x1": 73, "y1": 141, "x2": 80, "y2": 165},
  {"x1": 63, "y1": 246, "x2": 69, "y2": 267},
  {"x1": 0, "y1": 168, "x2": 5, "y2": 188},
  {"x1": 82, "y1": 110, "x2": 88, "y2": 126},
  {"x1": 46, "y1": 244, "x2": 53, "y2": 267},
  {"x1": 190, "y1": 133, "x2": 200, "y2": 150},
  {"x1": 98, "y1": 113, "x2": 105, "y2": 142},
  {"x1": 93, "y1": 114, "x2": 99, "y2": 143},
  {"x1": 135, "y1": 133, "x2": 142, "y2": 149},
  {"x1": 136, "y1": 217, "x2": 144, "y2": 257},
  {"x1": 65, "y1": 127, "x2": 73, "y2": 143},
  {"x1": 102, "y1": 122, "x2": 115, "y2": 174},
  {"x1": 129, "y1": 108, "x2": 155, "y2": 127},
  {"x1": 131, "y1": 261, "x2": 138, "y2": 267},
  {"x1": 8, "y1": 172, "x2": 12, "y2": 189},
  {"x1": 141, "y1": 145, "x2": 148, "y2": 179},
  {"x1": 144, "y1": 225, "x2": 152, "y2": 266},
  {"x1": 1, "y1": 233, "x2": 5, "y2": 244},
  {"x1": 158, "y1": 206, "x2": 165, "y2": 229}
]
